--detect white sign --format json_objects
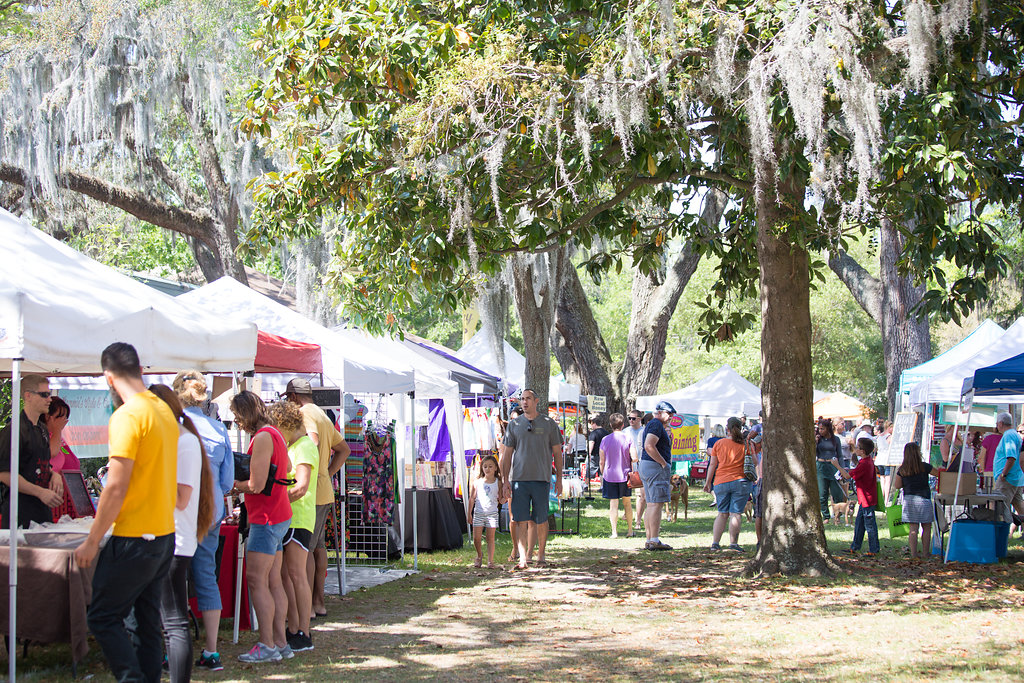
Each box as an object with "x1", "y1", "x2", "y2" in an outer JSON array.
[{"x1": 587, "y1": 395, "x2": 607, "y2": 412}]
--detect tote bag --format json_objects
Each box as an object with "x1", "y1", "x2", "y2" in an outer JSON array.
[{"x1": 885, "y1": 502, "x2": 908, "y2": 538}]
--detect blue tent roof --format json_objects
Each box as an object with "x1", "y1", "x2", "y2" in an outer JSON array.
[{"x1": 963, "y1": 351, "x2": 1024, "y2": 396}]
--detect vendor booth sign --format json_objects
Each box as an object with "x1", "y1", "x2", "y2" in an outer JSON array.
[
  {"x1": 59, "y1": 389, "x2": 114, "y2": 460},
  {"x1": 670, "y1": 414, "x2": 701, "y2": 462}
]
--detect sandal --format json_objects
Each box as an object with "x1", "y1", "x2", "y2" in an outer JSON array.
[{"x1": 473, "y1": 558, "x2": 482, "y2": 568}]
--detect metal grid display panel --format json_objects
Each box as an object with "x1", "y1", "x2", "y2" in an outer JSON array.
[{"x1": 344, "y1": 492, "x2": 390, "y2": 567}]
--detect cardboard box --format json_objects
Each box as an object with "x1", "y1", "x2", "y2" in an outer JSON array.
[{"x1": 939, "y1": 471, "x2": 977, "y2": 495}]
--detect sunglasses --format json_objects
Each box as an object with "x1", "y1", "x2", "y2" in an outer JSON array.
[
  {"x1": 527, "y1": 420, "x2": 534, "y2": 432},
  {"x1": 628, "y1": 416, "x2": 640, "y2": 420},
  {"x1": 28, "y1": 391, "x2": 51, "y2": 398}
]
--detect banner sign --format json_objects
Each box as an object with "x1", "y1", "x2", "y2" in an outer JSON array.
[
  {"x1": 60, "y1": 389, "x2": 114, "y2": 460},
  {"x1": 669, "y1": 414, "x2": 701, "y2": 462}
]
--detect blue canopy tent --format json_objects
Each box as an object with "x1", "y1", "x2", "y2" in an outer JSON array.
[{"x1": 962, "y1": 352, "x2": 1024, "y2": 398}]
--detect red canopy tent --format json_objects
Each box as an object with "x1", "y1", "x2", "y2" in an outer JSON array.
[{"x1": 254, "y1": 330, "x2": 323, "y2": 374}]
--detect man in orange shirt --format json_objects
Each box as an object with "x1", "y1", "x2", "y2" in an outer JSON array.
[{"x1": 75, "y1": 343, "x2": 178, "y2": 683}]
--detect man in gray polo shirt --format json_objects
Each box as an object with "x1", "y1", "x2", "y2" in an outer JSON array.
[{"x1": 500, "y1": 389, "x2": 563, "y2": 570}]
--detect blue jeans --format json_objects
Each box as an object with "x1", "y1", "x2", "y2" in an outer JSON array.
[
  {"x1": 851, "y1": 506, "x2": 880, "y2": 553},
  {"x1": 816, "y1": 461, "x2": 847, "y2": 518},
  {"x1": 88, "y1": 534, "x2": 174, "y2": 683},
  {"x1": 190, "y1": 520, "x2": 223, "y2": 612}
]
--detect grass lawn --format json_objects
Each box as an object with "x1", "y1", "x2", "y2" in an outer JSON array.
[{"x1": 12, "y1": 489, "x2": 1024, "y2": 681}]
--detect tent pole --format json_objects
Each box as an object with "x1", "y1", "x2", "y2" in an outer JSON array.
[
  {"x1": 231, "y1": 371, "x2": 242, "y2": 644},
  {"x1": 410, "y1": 392, "x2": 418, "y2": 571},
  {"x1": 943, "y1": 408, "x2": 967, "y2": 564},
  {"x1": 8, "y1": 361, "x2": 21, "y2": 683}
]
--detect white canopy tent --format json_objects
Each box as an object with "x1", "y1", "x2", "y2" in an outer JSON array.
[
  {"x1": 909, "y1": 317, "x2": 1024, "y2": 406},
  {"x1": 636, "y1": 364, "x2": 762, "y2": 417},
  {"x1": 179, "y1": 276, "x2": 415, "y2": 394},
  {"x1": 456, "y1": 329, "x2": 581, "y2": 403},
  {"x1": 899, "y1": 319, "x2": 1004, "y2": 406},
  {"x1": 0, "y1": 210, "x2": 258, "y2": 681}
]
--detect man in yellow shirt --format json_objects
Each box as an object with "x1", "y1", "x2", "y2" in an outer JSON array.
[
  {"x1": 283, "y1": 378, "x2": 348, "y2": 618},
  {"x1": 75, "y1": 342, "x2": 178, "y2": 683}
]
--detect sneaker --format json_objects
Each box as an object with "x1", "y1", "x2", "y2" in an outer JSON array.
[
  {"x1": 843, "y1": 548, "x2": 858, "y2": 555},
  {"x1": 196, "y1": 652, "x2": 224, "y2": 671},
  {"x1": 652, "y1": 541, "x2": 673, "y2": 551},
  {"x1": 727, "y1": 544, "x2": 744, "y2": 552},
  {"x1": 238, "y1": 642, "x2": 281, "y2": 663},
  {"x1": 279, "y1": 644, "x2": 295, "y2": 660},
  {"x1": 710, "y1": 542, "x2": 721, "y2": 551},
  {"x1": 644, "y1": 540, "x2": 657, "y2": 550},
  {"x1": 864, "y1": 552, "x2": 877, "y2": 557},
  {"x1": 288, "y1": 630, "x2": 314, "y2": 652}
]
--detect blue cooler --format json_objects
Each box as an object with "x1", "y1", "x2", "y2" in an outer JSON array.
[{"x1": 947, "y1": 520, "x2": 1000, "y2": 564}]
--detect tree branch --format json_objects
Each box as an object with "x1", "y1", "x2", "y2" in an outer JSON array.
[
  {"x1": 827, "y1": 250, "x2": 883, "y2": 323},
  {"x1": 0, "y1": 163, "x2": 219, "y2": 249}
]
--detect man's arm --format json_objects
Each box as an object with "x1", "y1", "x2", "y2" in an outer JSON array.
[
  {"x1": 499, "y1": 444, "x2": 513, "y2": 497},
  {"x1": 74, "y1": 456, "x2": 134, "y2": 568},
  {"x1": 327, "y1": 440, "x2": 350, "y2": 477},
  {"x1": 552, "y1": 444, "x2": 563, "y2": 496},
  {"x1": 0, "y1": 472, "x2": 62, "y2": 508},
  {"x1": 644, "y1": 433, "x2": 667, "y2": 467}
]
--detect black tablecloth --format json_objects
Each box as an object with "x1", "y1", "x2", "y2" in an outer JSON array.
[{"x1": 403, "y1": 488, "x2": 466, "y2": 551}]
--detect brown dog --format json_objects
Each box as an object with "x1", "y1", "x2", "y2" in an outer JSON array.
[
  {"x1": 669, "y1": 474, "x2": 689, "y2": 521},
  {"x1": 830, "y1": 500, "x2": 855, "y2": 526}
]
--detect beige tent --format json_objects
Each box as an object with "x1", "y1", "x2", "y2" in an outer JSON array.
[{"x1": 813, "y1": 391, "x2": 871, "y2": 422}]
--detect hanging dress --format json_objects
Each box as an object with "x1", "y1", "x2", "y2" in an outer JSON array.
[{"x1": 362, "y1": 425, "x2": 395, "y2": 525}]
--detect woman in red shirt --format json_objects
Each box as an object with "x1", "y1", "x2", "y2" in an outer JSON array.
[
  {"x1": 703, "y1": 417, "x2": 753, "y2": 552},
  {"x1": 231, "y1": 391, "x2": 293, "y2": 663}
]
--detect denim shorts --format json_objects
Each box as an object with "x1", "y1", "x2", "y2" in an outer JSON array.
[
  {"x1": 190, "y1": 521, "x2": 223, "y2": 611},
  {"x1": 714, "y1": 478, "x2": 753, "y2": 515},
  {"x1": 247, "y1": 518, "x2": 290, "y2": 556},
  {"x1": 639, "y1": 459, "x2": 672, "y2": 503},
  {"x1": 510, "y1": 481, "x2": 550, "y2": 524}
]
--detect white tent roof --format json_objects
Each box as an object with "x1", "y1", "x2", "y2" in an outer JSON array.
[
  {"x1": 0, "y1": 209, "x2": 256, "y2": 374},
  {"x1": 456, "y1": 329, "x2": 581, "y2": 403},
  {"x1": 909, "y1": 317, "x2": 1024, "y2": 405},
  {"x1": 636, "y1": 364, "x2": 762, "y2": 416},
  {"x1": 900, "y1": 319, "x2": 1004, "y2": 393},
  {"x1": 330, "y1": 327, "x2": 458, "y2": 400},
  {"x1": 178, "y1": 277, "x2": 415, "y2": 394}
]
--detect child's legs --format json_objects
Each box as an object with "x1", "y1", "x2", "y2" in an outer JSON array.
[
  {"x1": 473, "y1": 526, "x2": 483, "y2": 558},
  {"x1": 908, "y1": 523, "x2": 920, "y2": 557},
  {"x1": 863, "y1": 509, "x2": 879, "y2": 553},
  {"x1": 852, "y1": 507, "x2": 865, "y2": 550},
  {"x1": 485, "y1": 527, "x2": 496, "y2": 563},
  {"x1": 921, "y1": 523, "x2": 932, "y2": 556}
]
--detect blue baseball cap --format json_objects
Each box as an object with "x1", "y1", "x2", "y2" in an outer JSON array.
[{"x1": 655, "y1": 401, "x2": 676, "y2": 414}]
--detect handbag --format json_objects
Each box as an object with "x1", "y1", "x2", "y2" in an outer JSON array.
[
  {"x1": 626, "y1": 470, "x2": 643, "y2": 489},
  {"x1": 233, "y1": 451, "x2": 294, "y2": 496},
  {"x1": 742, "y1": 441, "x2": 758, "y2": 482},
  {"x1": 885, "y1": 502, "x2": 908, "y2": 538}
]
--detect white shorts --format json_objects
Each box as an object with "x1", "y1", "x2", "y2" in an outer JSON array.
[{"x1": 473, "y1": 509, "x2": 499, "y2": 528}]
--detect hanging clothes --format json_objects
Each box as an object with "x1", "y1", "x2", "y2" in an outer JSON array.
[
  {"x1": 362, "y1": 423, "x2": 395, "y2": 525},
  {"x1": 345, "y1": 401, "x2": 367, "y2": 492}
]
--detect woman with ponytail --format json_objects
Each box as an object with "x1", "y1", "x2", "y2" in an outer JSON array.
[
  {"x1": 703, "y1": 416, "x2": 753, "y2": 552},
  {"x1": 150, "y1": 383, "x2": 214, "y2": 682}
]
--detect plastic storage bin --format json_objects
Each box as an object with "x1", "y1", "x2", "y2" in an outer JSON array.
[{"x1": 947, "y1": 520, "x2": 1001, "y2": 564}]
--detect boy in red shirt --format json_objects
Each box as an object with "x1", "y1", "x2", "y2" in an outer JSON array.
[{"x1": 832, "y1": 438, "x2": 880, "y2": 555}]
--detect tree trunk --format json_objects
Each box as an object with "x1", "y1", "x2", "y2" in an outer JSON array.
[
  {"x1": 551, "y1": 265, "x2": 618, "y2": 409},
  {"x1": 751, "y1": 185, "x2": 837, "y2": 577},
  {"x1": 829, "y1": 217, "x2": 930, "y2": 418},
  {"x1": 552, "y1": 188, "x2": 727, "y2": 413},
  {"x1": 509, "y1": 248, "x2": 569, "y2": 410}
]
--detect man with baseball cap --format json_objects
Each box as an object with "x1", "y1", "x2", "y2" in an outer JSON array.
[
  {"x1": 639, "y1": 401, "x2": 675, "y2": 551},
  {"x1": 282, "y1": 378, "x2": 349, "y2": 620}
]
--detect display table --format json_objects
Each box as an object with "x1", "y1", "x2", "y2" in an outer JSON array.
[
  {"x1": 0, "y1": 545, "x2": 94, "y2": 663},
  {"x1": 403, "y1": 488, "x2": 466, "y2": 551},
  {"x1": 190, "y1": 524, "x2": 250, "y2": 631},
  {"x1": 935, "y1": 491, "x2": 1006, "y2": 521}
]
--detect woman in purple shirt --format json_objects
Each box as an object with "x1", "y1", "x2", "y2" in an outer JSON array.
[{"x1": 600, "y1": 413, "x2": 635, "y2": 538}]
